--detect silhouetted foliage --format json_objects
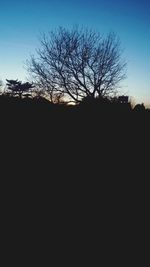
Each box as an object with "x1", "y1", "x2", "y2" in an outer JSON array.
[
  {"x1": 0, "y1": 80, "x2": 3, "y2": 94},
  {"x1": 133, "y1": 103, "x2": 145, "y2": 112},
  {"x1": 28, "y1": 27, "x2": 126, "y2": 103},
  {"x1": 6, "y1": 79, "x2": 34, "y2": 98}
]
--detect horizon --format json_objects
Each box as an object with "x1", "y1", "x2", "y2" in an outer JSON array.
[{"x1": 0, "y1": 0, "x2": 150, "y2": 107}]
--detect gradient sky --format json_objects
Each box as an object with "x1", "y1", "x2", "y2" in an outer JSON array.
[{"x1": 0, "y1": 0, "x2": 150, "y2": 106}]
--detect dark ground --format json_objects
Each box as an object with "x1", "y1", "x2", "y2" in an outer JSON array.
[{"x1": 0, "y1": 95, "x2": 149, "y2": 263}]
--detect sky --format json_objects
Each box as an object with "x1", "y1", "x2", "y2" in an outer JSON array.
[{"x1": 0, "y1": 0, "x2": 150, "y2": 106}]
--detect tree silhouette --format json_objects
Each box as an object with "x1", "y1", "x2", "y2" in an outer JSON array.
[
  {"x1": 0, "y1": 80, "x2": 3, "y2": 94},
  {"x1": 28, "y1": 27, "x2": 126, "y2": 103},
  {"x1": 133, "y1": 103, "x2": 145, "y2": 112},
  {"x1": 6, "y1": 79, "x2": 34, "y2": 98}
]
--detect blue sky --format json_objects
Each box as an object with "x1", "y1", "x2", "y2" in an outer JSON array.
[{"x1": 0, "y1": 0, "x2": 150, "y2": 106}]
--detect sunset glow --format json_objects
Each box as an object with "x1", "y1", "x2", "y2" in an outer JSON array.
[{"x1": 0, "y1": 0, "x2": 149, "y2": 106}]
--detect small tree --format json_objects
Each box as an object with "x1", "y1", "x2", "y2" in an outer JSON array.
[
  {"x1": 0, "y1": 80, "x2": 3, "y2": 94},
  {"x1": 28, "y1": 27, "x2": 126, "y2": 103},
  {"x1": 6, "y1": 79, "x2": 34, "y2": 98}
]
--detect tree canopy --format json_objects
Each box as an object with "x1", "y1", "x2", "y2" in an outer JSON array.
[
  {"x1": 28, "y1": 27, "x2": 126, "y2": 103},
  {"x1": 6, "y1": 79, "x2": 34, "y2": 98}
]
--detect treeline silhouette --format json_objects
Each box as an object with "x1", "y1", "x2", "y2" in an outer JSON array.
[
  {"x1": 0, "y1": 89, "x2": 148, "y2": 115},
  {"x1": 0, "y1": 90, "x2": 149, "y2": 146}
]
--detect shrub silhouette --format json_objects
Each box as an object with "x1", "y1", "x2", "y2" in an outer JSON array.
[{"x1": 133, "y1": 103, "x2": 145, "y2": 112}]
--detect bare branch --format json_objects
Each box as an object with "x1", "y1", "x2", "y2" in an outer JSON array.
[{"x1": 27, "y1": 27, "x2": 126, "y2": 103}]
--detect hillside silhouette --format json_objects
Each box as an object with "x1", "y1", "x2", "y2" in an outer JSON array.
[
  {"x1": 0, "y1": 92, "x2": 149, "y2": 264},
  {"x1": 0, "y1": 93, "x2": 149, "y2": 146},
  {"x1": 1, "y1": 93, "x2": 149, "y2": 208}
]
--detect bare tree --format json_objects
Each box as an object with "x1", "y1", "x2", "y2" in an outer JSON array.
[{"x1": 27, "y1": 27, "x2": 126, "y2": 103}]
